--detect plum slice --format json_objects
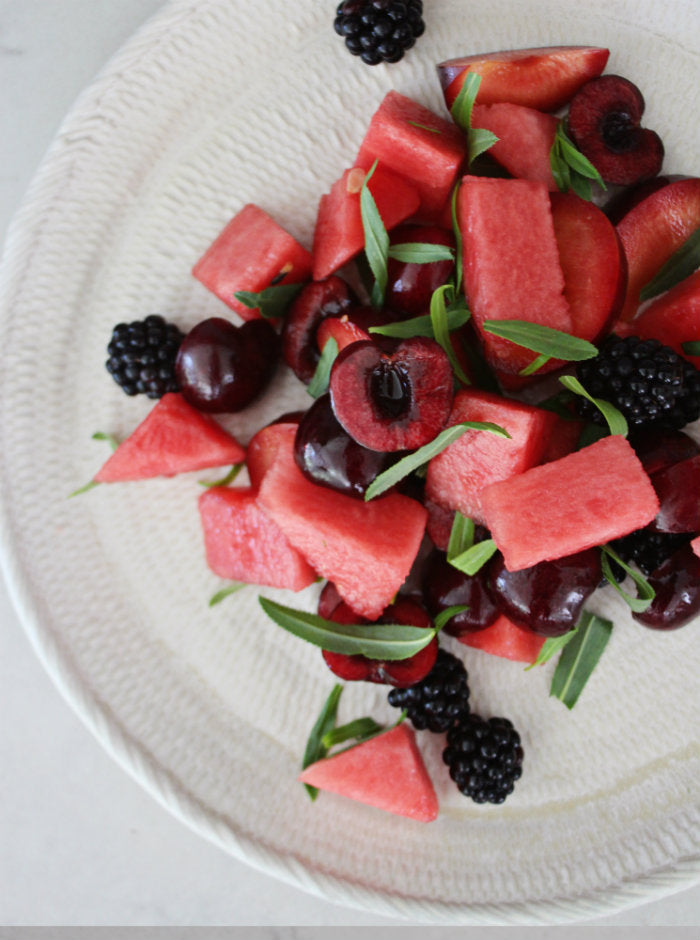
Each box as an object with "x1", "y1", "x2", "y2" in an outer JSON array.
[
  {"x1": 329, "y1": 337, "x2": 453, "y2": 452},
  {"x1": 567, "y1": 75, "x2": 664, "y2": 185}
]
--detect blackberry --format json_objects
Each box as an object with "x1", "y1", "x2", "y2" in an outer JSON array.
[
  {"x1": 106, "y1": 315, "x2": 184, "y2": 398},
  {"x1": 334, "y1": 0, "x2": 425, "y2": 66},
  {"x1": 387, "y1": 648, "x2": 470, "y2": 732},
  {"x1": 611, "y1": 528, "x2": 691, "y2": 576},
  {"x1": 443, "y1": 713, "x2": 524, "y2": 804},
  {"x1": 575, "y1": 335, "x2": 700, "y2": 433}
]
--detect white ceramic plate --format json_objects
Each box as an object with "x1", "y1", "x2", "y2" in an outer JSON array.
[{"x1": 1, "y1": 0, "x2": 699, "y2": 925}]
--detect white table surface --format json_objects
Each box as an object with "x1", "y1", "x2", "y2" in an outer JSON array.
[{"x1": 1, "y1": 0, "x2": 699, "y2": 927}]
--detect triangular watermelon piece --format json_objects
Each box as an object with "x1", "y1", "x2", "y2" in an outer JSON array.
[
  {"x1": 299, "y1": 723, "x2": 438, "y2": 822},
  {"x1": 458, "y1": 614, "x2": 545, "y2": 663},
  {"x1": 472, "y1": 102, "x2": 557, "y2": 189},
  {"x1": 95, "y1": 393, "x2": 245, "y2": 482},
  {"x1": 312, "y1": 165, "x2": 420, "y2": 280}
]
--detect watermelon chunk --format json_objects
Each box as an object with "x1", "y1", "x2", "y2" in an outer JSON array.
[
  {"x1": 457, "y1": 177, "x2": 572, "y2": 374},
  {"x1": 356, "y1": 91, "x2": 467, "y2": 216},
  {"x1": 193, "y1": 204, "x2": 312, "y2": 321},
  {"x1": 481, "y1": 435, "x2": 660, "y2": 571},
  {"x1": 246, "y1": 422, "x2": 299, "y2": 490},
  {"x1": 425, "y1": 389, "x2": 556, "y2": 524},
  {"x1": 458, "y1": 614, "x2": 545, "y2": 663},
  {"x1": 316, "y1": 315, "x2": 371, "y2": 354},
  {"x1": 472, "y1": 103, "x2": 558, "y2": 189},
  {"x1": 312, "y1": 165, "x2": 420, "y2": 281},
  {"x1": 199, "y1": 486, "x2": 316, "y2": 591},
  {"x1": 621, "y1": 271, "x2": 700, "y2": 369},
  {"x1": 94, "y1": 393, "x2": 245, "y2": 482},
  {"x1": 298, "y1": 723, "x2": 438, "y2": 821},
  {"x1": 257, "y1": 435, "x2": 427, "y2": 619},
  {"x1": 691, "y1": 535, "x2": 700, "y2": 558}
]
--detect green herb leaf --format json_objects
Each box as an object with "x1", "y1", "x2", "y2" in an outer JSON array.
[
  {"x1": 451, "y1": 181, "x2": 463, "y2": 293},
  {"x1": 68, "y1": 479, "x2": 101, "y2": 498},
  {"x1": 469, "y1": 127, "x2": 499, "y2": 165},
  {"x1": 447, "y1": 511, "x2": 475, "y2": 560},
  {"x1": 369, "y1": 306, "x2": 470, "y2": 340},
  {"x1": 92, "y1": 431, "x2": 120, "y2": 451},
  {"x1": 559, "y1": 375, "x2": 628, "y2": 437},
  {"x1": 302, "y1": 684, "x2": 343, "y2": 799},
  {"x1": 434, "y1": 605, "x2": 470, "y2": 633},
  {"x1": 519, "y1": 353, "x2": 552, "y2": 376},
  {"x1": 321, "y1": 716, "x2": 384, "y2": 750},
  {"x1": 640, "y1": 226, "x2": 700, "y2": 301},
  {"x1": 430, "y1": 284, "x2": 471, "y2": 385},
  {"x1": 259, "y1": 597, "x2": 436, "y2": 660},
  {"x1": 364, "y1": 421, "x2": 510, "y2": 501},
  {"x1": 550, "y1": 122, "x2": 606, "y2": 200},
  {"x1": 209, "y1": 582, "x2": 246, "y2": 606},
  {"x1": 576, "y1": 422, "x2": 609, "y2": 449},
  {"x1": 525, "y1": 628, "x2": 578, "y2": 671},
  {"x1": 600, "y1": 544, "x2": 655, "y2": 613},
  {"x1": 199, "y1": 463, "x2": 243, "y2": 488},
  {"x1": 407, "y1": 120, "x2": 443, "y2": 134},
  {"x1": 482, "y1": 320, "x2": 598, "y2": 361},
  {"x1": 234, "y1": 282, "x2": 304, "y2": 319},
  {"x1": 448, "y1": 538, "x2": 498, "y2": 576},
  {"x1": 549, "y1": 610, "x2": 613, "y2": 708},
  {"x1": 307, "y1": 337, "x2": 338, "y2": 399},
  {"x1": 682, "y1": 340, "x2": 700, "y2": 356},
  {"x1": 387, "y1": 243, "x2": 455, "y2": 264},
  {"x1": 450, "y1": 72, "x2": 480, "y2": 133},
  {"x1": 360, "y1": 160, "x2": 390, "y2": 308}
]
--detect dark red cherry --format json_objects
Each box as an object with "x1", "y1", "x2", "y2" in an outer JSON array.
[
  {"x1": 317, "y1": 581, "x2": 343, "y2": 620},
  {"x1": 386, "y1": 224, "x2": 456, "y2": 317},
  {"x1": 293, "y1": 393, "x2": 397, "y2": 497},
  {"x1": 648, "y1": 455, "x2": 700, "y2": 534},
  {"x1": 631, "y1": 428, "x2": 700, "y2": 476},
  {"x1": 488, "y1": 549, "x2": 603, "y2": 637},
  {"x1": 320, "y1": 598, "x2": 438, "y2": 687},
  {"x1": 634, "y1": 544, "x2": 700, "y2": 630},
  {"x1": 175, "y1": 317, "x2": 280, "y2": 412},
  {"x1": 422, "y1": 549, "x2": 499, "y2": 636},
  {"x1": 282, "y1": 276, "x2": 356, "y2": 383}
]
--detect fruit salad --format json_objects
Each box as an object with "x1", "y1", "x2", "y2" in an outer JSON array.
[{"x1": 93, "y1": 42, "x2": 700, "y2": 821}]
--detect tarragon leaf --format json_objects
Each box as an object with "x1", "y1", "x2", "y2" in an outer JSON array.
[
  {"x1": 302, "y1": 684, "x2": 343, "y2": 799},
  {"x1": 559, "y1": 375, "x2": 628, "y2": 437},
  {"x1": 549, "y1": 610, "x2": 613, "y2": 709},
  {"x1": 234, "y1": 282, "x2": 304, "y2": 319}
]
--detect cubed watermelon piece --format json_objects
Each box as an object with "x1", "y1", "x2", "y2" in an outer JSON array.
[
  {"x1": 246, "y1": 422, "x2": 299, "y2": 490},
  {"x1": 539, "y1": 414, "x2": 585, "y2": 463},
  {"x1": 94, "y1": 393, "x2": 245, "y2": 483},
  {"x1": 458, "y1": 614, "x2": 545, "y2": 663},
  {"x1": 621, "y1": 271, "x2": 700, "y2": 368},
  {"x1": 356, "y1": 91, "x2": 467, "y2": 216},
  {"x1": 481, "y1": 435, "x2": 660, "y2": 571},
  {"x1": 199, "y1": 486, "x2": 316, "y2": 591},
  {"x1": 298, "y1": 723, "x2": 438, "y2": 822},
  {"x1": 257, "y1": 435, "x2": 427, "y2": 619},
  {"x1": 438, "y1": 46, "x2": 610, "y2": 112},
  {"x1": 425, "y1": 498, "x2": 456, "y2": 551},
  {"x1": 458, "y1": 177, "x2": 572, "y2": 374},
  {"x1": 193, "y1": 204, "x2": 312, "y2": 321},
  {"x1": 472, "y1": 103, "x2": 558, "y2": 189},
  {"x1": 425, "y1": 389, "x2": 556, "y2": 524},
  {"x1": 312, "y1": 165, "x2": 420, "y2": 281}
]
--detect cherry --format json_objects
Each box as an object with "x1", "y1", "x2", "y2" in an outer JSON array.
[
  {"x1": 648, "y1": 455, "x2": 700, "y2": 534},
  {"x1": 282, "y1": 276, "x2": 356, "y2": 383},
  {"x1": 175, "y1": 317, "x2": 280, "y2": 412},
  {"x1": 320, "y1": 597, "x2": 439, "y2": 687},
  {"x1": 634, "y1": 544, "x2": 700, "y2": 630},
  {"x1": 293, "y1": 393, "x2": 397, "y2": 497},
  {"x1": 487, "y1": 549, "x2": 602, "y2": 636},
  {"x1": 631, "y1": 428, "x2": 700, "y2": 476},
  {"x1": 422, "y1": 549, "x2": 499, "y2": 636},
  {"x1": 329, "y1": 337, "x2": 453, "y2": 451},
  {"x1": 385, "y1": 224, "x2": 456, "y2": 317}
]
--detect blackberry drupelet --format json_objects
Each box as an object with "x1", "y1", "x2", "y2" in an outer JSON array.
[
  {"x1": 334, "y1": 0, "x2": 425, "y2": 66},
  {"x1": 575, "y1": 335, "x2": 700, "y2": 432},
  {"x1": 387, "y1": 648, "x2": 470, "y2": 732},
  {"x1": 611, "y1": 528, "x2": 691, "y2": 576},
  {"x1": 443, "y1": 714, "x2": 524, "y2": 804},
  {"x1": 106, "y1": 315, "x2": 184, "y2": 398}
]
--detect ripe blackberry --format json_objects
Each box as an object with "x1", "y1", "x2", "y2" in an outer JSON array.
[
  {"x1": 387, "y1": 648, "x2": 470, "y2": 732},
  {"x1": 106, "y1": 315, "x2": 184, "y2": 398},
  {"x1": 443, "y1": 713, "x2": 524, "y2": 804},
  {"x1": 611, "y1": 529, "x2": 691, "y2": 576},
  {"x1": 334, "y1": 0, "x2": 425, "y2": 66},
  {"x1": 575, "y1": 335, "x2": 700, "y2": 432}
]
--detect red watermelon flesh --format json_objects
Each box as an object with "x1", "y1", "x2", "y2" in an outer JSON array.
[
  {"x1": 540, "y1": 414, "x2": 585, "y2": 464},
  {"x1": 316, "y1": 315, "x2": 371, "y2": 354},
  {"x1": 620, "y1": 271, "x2": 700, "y2": 369},
  {"x1": 312, "y1": 165, "x2": 420, "y2": 281},
  {"x1": 298, "y1": 723, "x2": 438, "y2": 822},
  {"x1": 472, "y1": 103, "x2": 557, "y2": 189},
  {"x1": 356, "y1": 90, "x2": 467, "y2": 216},
  {"x1": 481, "y1": 434, "x2": 660, "y2": 571},
  {"x1": 458, "y1": 614, "x2": 545, "y2": 663},
  {"x1": 692, "y1": 536, "x2": 700, "y2": 559},
  {"x1": 458, "y1": 177, "x2": 572, "y2": 374},
  {"x1": 257, "y1": 435, "x2": 427, "y2": 619},
  {"x1": 95, "y1": 393, "x2": 246, "y2": 483},
  {"x1": 199, "y1": 486, "x2": 316, "y2": 591},
  {"x1": 246, "y1": 422, "x2": 299, "y2": 490},
  {"x1": 192, "y1": 204, "x2": 312, "y2": 321},
  {"x1": 425, "y1": 389, "x2": 556, "y2": 524}
]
